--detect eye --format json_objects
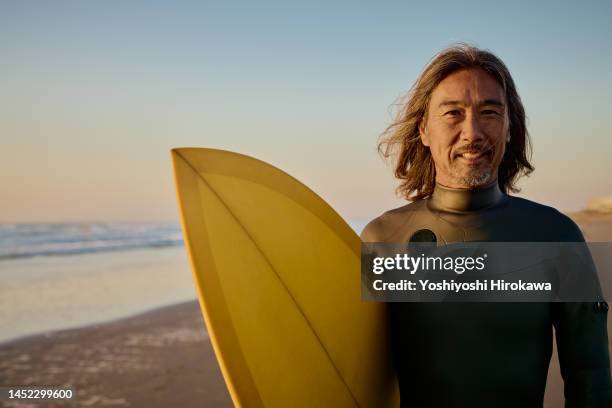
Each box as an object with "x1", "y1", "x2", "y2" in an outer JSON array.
[
  {"x1": 481, "y1": 109, "x2": 500, "y2": 116},
  {"x1": 444, "y1": 110, "x2": 461, "y2": 117}
]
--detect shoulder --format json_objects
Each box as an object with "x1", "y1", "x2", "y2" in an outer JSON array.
[
  {"x1": 505, "y1": 196, "x2": 585, "y2": 242},
  {"x1": 360, "y1": 200, "x2": 425, "y2": 242}
]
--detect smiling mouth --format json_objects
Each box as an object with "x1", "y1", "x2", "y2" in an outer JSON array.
[
  {"x1": 454, "y1": 150, "x2": 492, "y2": 165},
  {"x1": 460, "y1": 152, "x2": 484, "y2": 159}
]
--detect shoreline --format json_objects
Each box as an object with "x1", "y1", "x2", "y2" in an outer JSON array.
[
  {"x1": 0, "y1": 298, "x2": 198, "y2": 348},
  {"x1": 0, "y1": 299, "x2": 232, "y2": 407},
  {"x1": 0, "y1": 246, "x2": 197, "y2": 344}
]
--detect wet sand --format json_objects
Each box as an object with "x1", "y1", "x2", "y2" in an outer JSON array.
[
  {"x1": 0, "y1": 246, "x2": 196, "y2": 344},
  {"x1": 0, "y1": 300, "x2": 231, "y2": 407}
]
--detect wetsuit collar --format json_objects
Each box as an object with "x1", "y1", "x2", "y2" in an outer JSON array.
[{"x1": 428, "y1": 179, "x2": 504, "y2": 212}]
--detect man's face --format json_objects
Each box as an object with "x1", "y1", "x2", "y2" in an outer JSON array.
[{"x1": 420, "y1": 68, "x2": 509, "y2": 189}]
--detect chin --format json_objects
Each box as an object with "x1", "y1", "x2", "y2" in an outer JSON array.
[{"x1": 454, "y1": 169, "x2": 493, "y2": 188}]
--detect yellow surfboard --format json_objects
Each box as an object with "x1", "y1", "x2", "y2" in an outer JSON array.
[{"x1": 172, "y1": 148, "x2": 398, "y2": 407}]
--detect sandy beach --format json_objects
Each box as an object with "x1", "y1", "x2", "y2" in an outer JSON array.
[
  {"x1": 3, "y1": 299, "x2": 609, "y2": 408},
  {"x1": 568, "y1": 211, "x2": 612, "y2": 242},
  {"x1": 0, "y1": 300, "x2": 231, "y2": 408}
]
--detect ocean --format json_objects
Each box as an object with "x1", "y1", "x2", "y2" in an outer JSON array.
[
  {"x1": 0, "y1": 223, "x2": 184, "y2": 260},
  {"x1": 0, "y1": 220, "x2": 367, "y2": 343},
  {"x1": 0, "y1": 220, "x2": 367, "y2": 261}
]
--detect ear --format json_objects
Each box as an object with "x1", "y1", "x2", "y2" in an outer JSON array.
[{"x1": 419, "y1": 120, "x2": 430, "y2": 147}]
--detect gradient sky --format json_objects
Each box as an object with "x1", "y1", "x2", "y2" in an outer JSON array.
[{"x1": 1, "y1": 1, "x2": 611, "y2": 222}]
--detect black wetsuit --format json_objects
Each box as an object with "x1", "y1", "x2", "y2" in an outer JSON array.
[{"x1": 361, "y1": 181, "x2": 612, "y2": 407}]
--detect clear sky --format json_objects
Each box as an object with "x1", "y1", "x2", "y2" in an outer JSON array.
[{"x1": 1, "y1": 1, "x2": 611, "y2": 222}]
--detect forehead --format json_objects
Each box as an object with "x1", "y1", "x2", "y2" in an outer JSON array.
[{"x1": 429, "y1": 68, "x2": 505, "y2": 106}]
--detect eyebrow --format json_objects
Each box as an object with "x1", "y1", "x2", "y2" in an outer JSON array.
[{"x1": 438, "y1": 99, "x2": 505, "y2": 109}]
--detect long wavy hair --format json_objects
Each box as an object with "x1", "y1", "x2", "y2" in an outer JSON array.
[{"x1": 379, "y1": 44, "x2": 534, "y2": 201}]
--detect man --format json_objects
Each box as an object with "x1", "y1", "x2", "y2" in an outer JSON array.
[{"x1": 361, "y1": 44, "x2": 611, "y2": 407}]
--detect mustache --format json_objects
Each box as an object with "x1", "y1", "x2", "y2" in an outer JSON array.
[{"x1": 453, "y1": 143, "x2": 494, "y2": 158}]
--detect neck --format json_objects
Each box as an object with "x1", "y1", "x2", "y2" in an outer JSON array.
[{"x1": 428, "y1": 179, "x2": 504, "y2": 212}]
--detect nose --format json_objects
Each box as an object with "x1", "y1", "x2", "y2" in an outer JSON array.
[{"x1": 460, "y1": 111, "x2": 485, "y2": 144}]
